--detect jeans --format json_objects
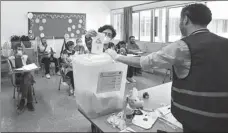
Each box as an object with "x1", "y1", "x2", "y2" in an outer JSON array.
[{"x1": 41, "y1": 57, "x2": 59, "y2": 74}]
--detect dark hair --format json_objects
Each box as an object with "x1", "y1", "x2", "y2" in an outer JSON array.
[
  {"x1": 65, "y1": 41, "x2": 74, "y2": 50},
  {"x1": 129, "y1": 36, "x2": 135, "y2": 40},
  {"x1": 116, "y1": 41, "x2": 126, "y2": 51},
  {"x1": 181, "y1": 3, "x2": 212, "y2": 26},
  {"x1": 108, "y1": 42, "x2": 115, "y2": 49},
  {"x1": 98, "y1": 25, "x2": 116, "y2": 39},
  {"x1": 14, "y1": 42, "x2": 22, "y2": 50},
  {"x1": 10, "y1": 35, "x2": 21, "y2": 42}
]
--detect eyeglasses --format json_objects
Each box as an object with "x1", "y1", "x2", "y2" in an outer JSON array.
[{"x1": 103, "y1": 32, "x2": 112, "y2": 38}]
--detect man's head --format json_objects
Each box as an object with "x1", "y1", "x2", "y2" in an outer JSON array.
[
  {"x1": 41, "y1": 37, "x2": 47, "y2": 46},
  {"x1": 66, "y1": 41, "x2": 74, "y2": 51},
  {"x1": 129, "y1": 36, "x2": 135, "y2": 44},
  {"x1": 14, "y1": 42, "x2": 23, "y2": 57},
  {"x1": 98, "y1": 25, "x2": 116, "y2": 44},
  {"x1": 179, "y1": 3, "x2": 212, "y2": 36}
]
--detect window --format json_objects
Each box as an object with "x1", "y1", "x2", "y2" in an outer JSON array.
[
  {"x1": 153, "y1": 8, "x2": 166, "y2": 42},
  {"x1": 132, "y1": 12, "x2": 139, "y2": 40},
  {"x1": 168, "y1": 6, "x2": 183, "y2": 42},
  {"x1": 113, "y1": 13, "x2": 123, "y2": 40},
  {"x1": 206, "y1": 1, "x2": 228, "y2": 38},
  {"x1": 140, "y1": 10, "x2": 151, "y2": 41}
]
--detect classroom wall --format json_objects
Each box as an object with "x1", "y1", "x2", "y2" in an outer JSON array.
[{"x1": 1, "y1": 1, "x2": 111, "y2": 57}]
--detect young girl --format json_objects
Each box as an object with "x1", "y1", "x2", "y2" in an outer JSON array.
[
  {"x1": 9, "y1": 43, "x2": 35, "y2": 112},
  {"x1": 61, "y1": 41, "x2": 76, "y2": 95}
]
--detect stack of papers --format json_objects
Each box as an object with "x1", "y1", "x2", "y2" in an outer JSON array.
[
  {"x1": 155, "y1": 105, "x2": 182, "y2": 129},
  {"x1": 15, "y1": 63, "x2": 38, "y2": 71}
]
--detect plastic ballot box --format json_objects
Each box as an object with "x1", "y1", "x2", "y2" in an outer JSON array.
[{"x1": 72, "y1": 53, "x2": 128, "y2": 119}]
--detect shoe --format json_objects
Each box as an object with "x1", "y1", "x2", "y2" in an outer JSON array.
[
  {"x1": 27, "y1": 103, "x2": 35, "y2": 111},
  {"x1": 56, "y1": 71, "x2": 61, "y2": 76},
  {"x1": 126, "y1": 79, "x2": 130, "y2": 84},
  {"x1": 127, "y1": 78, "x2": 136, "y2": 83},
  {"x1": 46, "y1": 74, "x2": 51, "y2": 79},
  {"x1": 17, "y1": 99, "x2": 25, "y2": 113},
  {"x1": 70, "y1": 89, "x2": 74, "y2": 95}
]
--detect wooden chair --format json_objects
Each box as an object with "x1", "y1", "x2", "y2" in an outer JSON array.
[{"x1": 7, "y1": 58, "x2": 38, "y2": 105}]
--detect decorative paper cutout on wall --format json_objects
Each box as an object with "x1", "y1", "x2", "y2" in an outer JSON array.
[
  {"x1": 42, "y1": 19, "x2": 46, "y2": 23},
  {"x1": 28, "y1": 12, "x2": 86, "y2": 40}
]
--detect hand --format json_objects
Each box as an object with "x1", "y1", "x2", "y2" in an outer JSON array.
[
  {"x1": 106, "y1": 49, "x2": 120, "y2": 61},
  {"x1": 85, "y1": 29, "x2": 97, "y2": 38}
]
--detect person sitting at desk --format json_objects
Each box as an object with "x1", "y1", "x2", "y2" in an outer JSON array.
[
  {"x1": 127, "y1": 36, "x2": 141, "y2": 54},
  {"x1": 116, "y1": 41, "x2": 136, "y2": 83},
  {"x1": 9, "y1": 43, "x2": 35, "y2": 112},
  {"x1": 127, "y1": 36, "x2": 142, "y2": 75},
  {"x1": 39, "y1": 37, "x2": 60, "y2": 79},
  {"x1": 61, "y1": 41, "x2": 76, "y2": 95}
]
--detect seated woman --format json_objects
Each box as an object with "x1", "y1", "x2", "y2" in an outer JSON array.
[
  {"x1": 116, "y1": 41, "x2": 136, "y2": 83},
  {"x1": 9, "y1": 43, "x2": 35, "y2": 112},
  {"x1": 38, "y1": 37, "x2": 60, "y2": 79},
  {"x1": 61, "y1": 41, "x2": 76, "y2": 95}
]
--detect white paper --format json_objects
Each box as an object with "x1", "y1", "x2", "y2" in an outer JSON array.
[
  {"x1": 132, "y1": 110, "x2": 158, "y2": 129},
  {"x1": 156, "y1": 105, "x2": 171, "y2": 116},
  {"x1": 120, "y1": 127, "x2": 135, "y2": 132},
  {"x1": 91, "y1": 33, "x2": 105, "y2": 54},
  {"x1": 15, "y1": 63, "x2": 38, "y2": 71}
]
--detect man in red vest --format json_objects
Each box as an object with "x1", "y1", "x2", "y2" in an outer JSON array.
[{"x1": 106, "y1": 3, "x2": 228, "y2": 132}]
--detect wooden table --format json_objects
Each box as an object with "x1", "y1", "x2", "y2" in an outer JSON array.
[{"x1": 78, "y1": 82, "x2": 183, "y2": 132}]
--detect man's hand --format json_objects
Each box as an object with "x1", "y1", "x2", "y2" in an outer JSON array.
[
  {"x1": 85, "y1": 30, "x2": 97, "y2": 38},
  {"x1": 106, "y1": 49, "x2": 121, "y2": 61}
]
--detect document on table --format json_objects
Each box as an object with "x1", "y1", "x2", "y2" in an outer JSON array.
[
  {"x1": 15, "y1": 63, "x2": 38, "y2": 71},
  {"x1": 156, "y1": 105, "x2": 183, "y2": 129},
  {"x1": 132, "y1": 110, "x2": 159, "y2": 129}
]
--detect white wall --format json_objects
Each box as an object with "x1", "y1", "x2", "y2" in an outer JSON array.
[
  {"x1": 103, "y1": 1, "x2": 153, "y2": 10},
  {"x1": 1, "y1": 1, "x2": 111, "y2": 56}
]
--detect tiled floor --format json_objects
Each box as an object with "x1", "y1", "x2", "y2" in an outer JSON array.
[{"x1": 1, "y1": 71, "x2": 170, "y2": 132}]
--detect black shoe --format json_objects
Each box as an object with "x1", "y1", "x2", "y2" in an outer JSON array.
[
  {"x1": 27, "y1": 103, "x2": 35, "y2": 111},
  {"x1": 17, "y1": 99, "x2": 25, "y2": 113}
]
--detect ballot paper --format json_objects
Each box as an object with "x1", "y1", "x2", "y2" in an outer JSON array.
[
  {"x1": 15, "y1": 63, "x2": 38, "y2": 71},
  {"x1": 155, "y1": 105, "x2": 183, "y2": 129},
  {"x1": 91, "y1": 33, "x2": 105, "y2": 54},
  {"x1": 132, "y1": 110, "x2": 159, "y2": 129},
  {"x1": 120, "y1": 127, "x2": 135, "y2": 132}
]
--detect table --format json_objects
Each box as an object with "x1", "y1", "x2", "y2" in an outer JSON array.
[{"x1": 78, "y1": 82, "x2": 183, "y2": 132}]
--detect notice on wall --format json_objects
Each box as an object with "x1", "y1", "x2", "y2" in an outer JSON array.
[{"x1": 97, "y1": 71, "x2": 123, "y2": 93}]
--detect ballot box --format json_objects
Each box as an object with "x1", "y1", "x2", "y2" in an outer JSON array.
[{"x1": 72, "y1": 53, "x2": 128, "y2": 119}]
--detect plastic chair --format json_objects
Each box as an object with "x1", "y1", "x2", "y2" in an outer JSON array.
[{"x1": 7, "y1": 59, "x2": 38, "y2": 105}]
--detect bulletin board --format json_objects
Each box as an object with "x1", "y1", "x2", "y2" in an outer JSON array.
[{"x1": 28, "y1": 12, "x2": 86, "y2": 40}]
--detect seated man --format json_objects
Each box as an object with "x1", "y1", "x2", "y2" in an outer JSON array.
[
  {"x1": 127, "y1": 36, "x2": 142, "y2": 75},
  {"x1": 9, "y1": 43, "x2": 35, "y2": 112},
  {"x1": 38, "y1": 37, "x2": 60, "y2": 79},
  {"x1": 116, "y1": 41, "x2": 136, "y2": 83}
]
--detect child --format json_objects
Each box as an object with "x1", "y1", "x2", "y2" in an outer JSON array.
[
  {"x1": 9, "y1": 43, "x2": 35, "y2": 112},
  {"x1": 61, "y1": 41, "x2": 76, "y2": 95}
]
